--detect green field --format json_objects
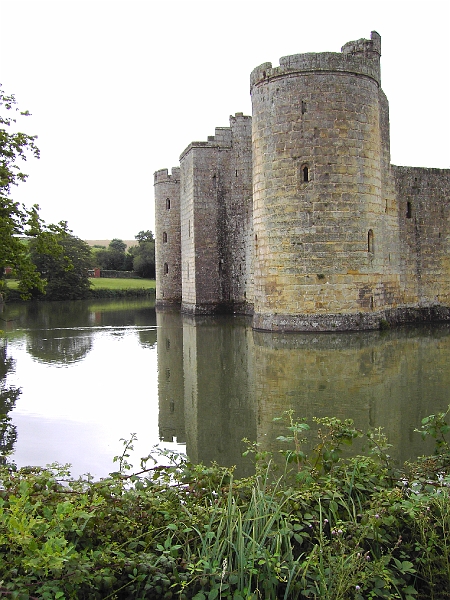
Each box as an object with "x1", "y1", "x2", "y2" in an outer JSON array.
[
  {"x1": 5, "y1": 278, "x2": 155, "y2": 291},
  {"x1": 89, "y1": 277, "x2": 155, "y2": 290}
]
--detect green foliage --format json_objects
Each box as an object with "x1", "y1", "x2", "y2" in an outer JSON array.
[
  {"x1": 0, "y1": 85, "x2": 39, "y2": 196},
  {"x1": 1, "y1": 85, "x2": 43, "y2": 297},
  {"x1": 93, "y1": 239, "x2": 133, "y2": 271},
  {"x1": 130, "y1": 230, "x2": 155, "y2": 278},
  {"x1": 28, "y1": 222, "x2": 93, "y2": 300},
  {"x1": 1, "y1": 85, "x2": 82, "y2": 301},
  {"x1": 109, "y1": 238, "x2": 127, "y2": 254},
  {"x1": 0, "y1": 411, "x2": 449, "y2": 599},
  {"x1": 90, "y1": 233, "x2": 155, "y2": 277},
  {"x1": 415, "y1": 404, "x2": 450, "y2": 454}
]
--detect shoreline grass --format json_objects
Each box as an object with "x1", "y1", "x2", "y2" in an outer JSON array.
[
  {"x1": 5, "y1": 277, "x2": 155, "y2": 290},
  {"x1": 88, "y1": 277, "x2": 156, "y2": 290},
  {"x1": 3, "y1": 277, "x2": 156, "y2": 301}
]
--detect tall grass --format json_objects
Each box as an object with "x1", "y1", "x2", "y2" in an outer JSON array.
[
  {"x1": 0, "y1": 410, "x2": 449, "y2": 598},
  {"x1": 182, "y1": 469, "x2": 304, "y2": 599}
]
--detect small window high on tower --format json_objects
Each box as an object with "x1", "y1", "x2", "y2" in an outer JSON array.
[
  {"x1": 302, "y1": 166, "x2": 309, "y2": 182},
  {"x1": 368, "y1": 229, "x2": 374, "y2": 253}
]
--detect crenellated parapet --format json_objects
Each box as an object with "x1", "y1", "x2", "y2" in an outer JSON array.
[
  {"x1": 180, "y1": 126, "x2": 233, "y2": 162},
  {"x1": 342, "y1": 31, "x2": 381, "y2": 58},
  {"x1": 154, "y1": 167, "x2": 180, "y2": 185},
  {"x1": 250, "y1": 31, "x2": 381, "y2": 91}
]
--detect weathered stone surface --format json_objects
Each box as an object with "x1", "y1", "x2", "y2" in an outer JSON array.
[
  {"x1": 154, "y1": 167, "x2": 182, "y2": 306},
  {"x1": 154, "y1": 32, "x2": 449, "y2": 332}
]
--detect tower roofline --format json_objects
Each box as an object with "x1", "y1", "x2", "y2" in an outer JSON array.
[{"x1": 250, "y1": 32, "x2": 381, "y2": 92}]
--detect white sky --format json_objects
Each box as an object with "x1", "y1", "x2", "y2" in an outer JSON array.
[{"x1": 1, "y1": 0, "x2": 449, "y2": 240}]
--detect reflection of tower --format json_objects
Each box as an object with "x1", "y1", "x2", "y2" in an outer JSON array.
[
  {"x1": 156, "y1": 311, "x2": 257, "y2": 477},
  {"x1": 156, "y1": 311, "x2": 185, "y2": 444},
  {"x1": 253, "y1": 331, "x2": 382, "y2": 455},
  {"x1": 253, "y1": 328, "x2": 450, "y2": 464},
  {"x1": 157, "y1": 312, "x2": 450, "y2": 470},
  {"x1": 182, "y1": 315, "x2": 256, "y2": 477}
]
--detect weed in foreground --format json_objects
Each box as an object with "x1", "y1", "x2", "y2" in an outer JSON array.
[{"x1": 0, "y1": 408, "x2": 448, "y2": 599}]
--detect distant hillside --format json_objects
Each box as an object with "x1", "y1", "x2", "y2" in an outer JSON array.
[{"x1": 84, "y1": 240, "x2": 138, "y2": 250}]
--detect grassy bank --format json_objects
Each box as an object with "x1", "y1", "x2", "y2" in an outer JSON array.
[
  {"x1": 3, "y1": 278, "x2": 156, "y2": 301},
  {"x1": 88, "y1": 277, "x2": 155, "y2": 299},
  {"x1": 89, "y1": 278, "x2": 156, "y2": 291},
  {"x1": 0, "y1": 410, "x2": 449, "y2": 599}
]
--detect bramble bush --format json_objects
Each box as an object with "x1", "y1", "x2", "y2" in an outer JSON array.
[{"x1": 0, "y1": 409, "x2": 449, "y2": 599}]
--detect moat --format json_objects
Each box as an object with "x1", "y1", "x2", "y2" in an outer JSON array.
[{"x1": 1, "y1": 298, "x2": 449, "y2": 478}]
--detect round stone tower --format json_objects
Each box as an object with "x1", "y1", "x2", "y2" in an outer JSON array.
[
  {"x1": 154, "y1": 167, "x2": 181, "y2": 307},
  {"x1": 250, "y1": 31, "x2": 397, "y2": 331}
]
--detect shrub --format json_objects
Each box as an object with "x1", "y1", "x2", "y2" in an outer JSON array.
[{"x1": 0, "y1": 412, "x2": 449, "y2": 599}]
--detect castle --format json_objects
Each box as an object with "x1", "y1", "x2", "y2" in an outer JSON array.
[{"x1": 154, "y1": 32, "x2": 450, "y2": 332}]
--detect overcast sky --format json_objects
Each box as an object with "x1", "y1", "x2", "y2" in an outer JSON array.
[{"x1": 1, "y1": 0, "x2": 449, "y2": 241}]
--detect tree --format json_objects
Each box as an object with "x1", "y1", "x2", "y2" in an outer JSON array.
[
  {"x1": 0, "y1": 85, "x2": 55, "y2": 298},
  {"x1": 135, "y1": 230, "x2": 154, "y2": 244},
  {"x1": 28, "y1": 223, "x2": 93, "y2": 300},
  {"x1": 109, "y1": 238, "x2": 127, "y2": 253},
  {"x1": 130, "y1": 230, "x2": 155, "y2": 278},
  {"x1": 93, "y1": 238, "x2": 132, "y2": 271}
]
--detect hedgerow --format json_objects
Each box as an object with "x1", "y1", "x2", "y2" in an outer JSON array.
[{"x1": 0, "y1": 409, "x2": 449, "y2": 599}]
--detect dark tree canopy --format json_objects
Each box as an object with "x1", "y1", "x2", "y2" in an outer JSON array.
[
  {"x1": 93, "y1": 239, "x2": 132, "y2": 271},
  {"x1": 28, "y1": 224, "x2": 92, "y2": 300},
  {"x1": 135, "y1": 230, "x2": 154, "y2": 244},
  {"x1": 130, "y1": 230, "x2": 155, "y2": 278},
  {"x1": 108, "y1": 238, "x2": 127, "y2": 254}
]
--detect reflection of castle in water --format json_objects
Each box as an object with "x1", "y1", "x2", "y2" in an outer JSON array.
[
  {"x1": 157, "y1": 311, "x2": 257, "y2": 476},
  {"x1": 157, "y1": 312, "x2": 450, "y2": 474}
]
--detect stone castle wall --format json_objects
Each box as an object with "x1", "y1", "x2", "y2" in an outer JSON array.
[
  {"x1": 180, "y1": 129, "x2": 232, "y2": 312},
  {"x1": 154, "y1": 32, "x2": 449, "y2": 331},
  {"x1": 177, "y1": 116, "x2": 253, "y2": 314},
  {"x1": 154, "y1": 168, "x2": 181, "y2": 306},
  {"x1": 393, "y1": 166, "x2": 450, "y2": 307},
  {"x1": 250, "y1": 31, "x2": 397, "y2": 331}
]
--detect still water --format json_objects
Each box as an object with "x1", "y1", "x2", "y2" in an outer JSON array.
[{"x1": 1, "y1": 298, "x2": 449, "y2": 478}]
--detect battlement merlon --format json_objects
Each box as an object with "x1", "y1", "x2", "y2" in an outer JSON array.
[
  {"x1": 179, "y1": 114, "x2": 250, "y2": 161},
  {"x1": 341, "y1": 31, "x2": 381, "y2": 59},
  {"x1": 154, "y1": 167, "x2": 180, "y2": 184},
  {"x1": 230, "y1": 113, "x2": 252, "y2": 127},
  {"x1": 250, "y1": 32, "x2": 381, "y2": 91}
]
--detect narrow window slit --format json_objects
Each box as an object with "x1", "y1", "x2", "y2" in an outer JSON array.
[{"x1": 303, "y1": 166, "x2": 309, "y2": 182}]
